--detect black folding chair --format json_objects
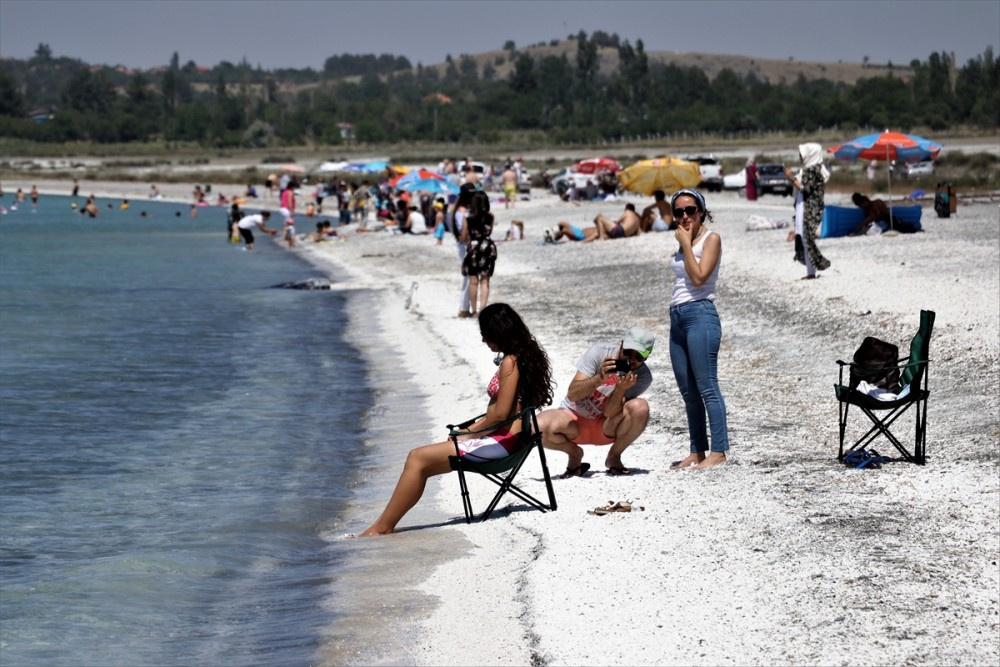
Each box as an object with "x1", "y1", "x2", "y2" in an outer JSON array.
[
  {"x1": 447, "y1": 406, "x2": 557, "y2": 523},
  {"x1": 835, "y1": 310, "x2": 935, "y2": 465}
]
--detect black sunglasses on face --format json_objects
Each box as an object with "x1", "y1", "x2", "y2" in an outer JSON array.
[
  {"x1": 673, "y1": 205, "x2": 699, "y2": 219},
  {"x1": 623, "y1": 350, "x2": 644, "y2": 362}
]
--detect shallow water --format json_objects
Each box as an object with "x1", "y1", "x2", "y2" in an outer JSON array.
[{"x1": 0, "y1": 197, "x2": 374, "y2": 665}]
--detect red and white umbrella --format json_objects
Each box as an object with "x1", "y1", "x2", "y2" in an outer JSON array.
[{"x1": 574, "y1": 157, "x2": 622, "y2": 174}]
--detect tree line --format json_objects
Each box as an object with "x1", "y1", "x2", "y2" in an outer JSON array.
[{"x1": 0, "y1": 34, "x2": 996, "y2": 147}]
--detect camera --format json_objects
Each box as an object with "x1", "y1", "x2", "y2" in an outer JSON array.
[{"x1": 614, "y1": 359, "x2": 631, "y2": 374}]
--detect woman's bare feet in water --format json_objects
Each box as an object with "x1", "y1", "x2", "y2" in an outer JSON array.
[
  {"x1": 692, "y1": 451, "x2": 727, "y2": 470},
  {"x1": 359, "y1": 524, "x2": 391, "y2": 537},
  {"x1": 668, "y1": 453, "x2": 705, "y2": 471}
]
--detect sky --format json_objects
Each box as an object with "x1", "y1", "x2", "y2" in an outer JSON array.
[{"x1": 1, "y1": 0, "x2": 997, "y2": 72}]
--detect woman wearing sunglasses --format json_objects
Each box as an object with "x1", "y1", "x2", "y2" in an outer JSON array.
[{"x1": 666, "y1": 189, "x2": 730, "y2": 471}]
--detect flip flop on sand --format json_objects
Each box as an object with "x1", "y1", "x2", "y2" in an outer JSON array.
[
  {"x1": 560, "y1": 462, "x2": 591, "y2": 479},
  {"x1": 606, "y1": 466, "x2": 632, "y2": 476},
  {"x1": 588, "y1": 500, "x2": 645, "y2": 515}
]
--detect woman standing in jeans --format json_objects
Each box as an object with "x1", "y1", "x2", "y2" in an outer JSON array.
[{"x1": 666, "y1": 189, "x2": 730, "y2": 470}]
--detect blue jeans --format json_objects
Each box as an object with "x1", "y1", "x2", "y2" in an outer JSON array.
[{"x1": 669, "y1": 300, "x2": 730, "y2": 453}]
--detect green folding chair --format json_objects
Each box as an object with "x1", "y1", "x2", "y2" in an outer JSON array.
[
  {"x1": 447, "y1": 406, "x2": 557, "y2": 523},
  {"x1": 835, "y1": 310, "x2": 935, "y2": 465}
]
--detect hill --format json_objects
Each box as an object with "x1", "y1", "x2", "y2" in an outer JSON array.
[{"x1": 414, "y1": 38, "x2": 910, "y2": 87}]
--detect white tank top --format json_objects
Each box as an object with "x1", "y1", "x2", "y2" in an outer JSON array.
[{"x1": 670, "y1": 229, "x2": 721, "y2": 306}]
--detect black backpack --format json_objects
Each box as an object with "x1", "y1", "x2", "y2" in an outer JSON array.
[{"x1": 850, "y1": 337, "x2": 901, "y2": 393}]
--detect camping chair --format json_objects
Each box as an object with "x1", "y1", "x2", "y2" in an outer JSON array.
[
  {"x1": 447, "y1": 406, "x2": 557, "y2": 523},
  {"x1": 835, "y1": 310, "x2": 935, "y2": 465}
]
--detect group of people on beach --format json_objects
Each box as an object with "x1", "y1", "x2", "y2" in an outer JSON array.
[{"x1": 361, "y1": 187, "x2": 729, "y2": 536}]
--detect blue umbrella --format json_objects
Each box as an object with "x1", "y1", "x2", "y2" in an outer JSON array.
[
  {"x1": 399, "y1": 178, "x2": 460, "y2": 196},
  {"x1": 360, "y1": 160, "x2": 391, "y2": 173}
]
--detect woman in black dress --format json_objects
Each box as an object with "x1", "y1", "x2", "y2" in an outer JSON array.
[{"x1": 461, "y1": 190, "x2": 498, "y2": 316}]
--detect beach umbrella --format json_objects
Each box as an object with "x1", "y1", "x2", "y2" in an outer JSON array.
[
  {"x1": 399, "y1": 178, "x2": 460, "y2": 196},
  {"x1": 359, "y1": 160, "x2": 391, "y2": 173},
  {"x1": 827, "y1": 130, "x2": 942, "y2": 227},
  {"x1": 389, "y1": 169, "x2": 446, "y2": 188},
  {"x1": 574, "y1": 157, "x2": 622, "y2": 174},
  {"x1": 617, "y1": 157, "x2": 701, "y2": 196}
]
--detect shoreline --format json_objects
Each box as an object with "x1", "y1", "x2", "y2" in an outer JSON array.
[
  {"x1": 290, "y1": 188, "x2": 998, "y2": 665},
  {"x1": 7, "y1": 177, "x2": 999, "y2": 665}
]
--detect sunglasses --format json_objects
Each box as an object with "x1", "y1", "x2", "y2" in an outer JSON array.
[
  {"x1": 623, "y1": 349, "x2": 644, "y2": 362},
  {"x1": 673, "y1": 205, "x2": 700, "y2": 219}
]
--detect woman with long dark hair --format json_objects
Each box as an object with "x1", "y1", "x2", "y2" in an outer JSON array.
[{"x1": 361, "y1": 303, "x2": 553, "y2": 536}]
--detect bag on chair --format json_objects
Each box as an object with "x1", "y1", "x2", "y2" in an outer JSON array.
[{"x1": 850, "y1": 336, "x2": 901, "y2": 393}]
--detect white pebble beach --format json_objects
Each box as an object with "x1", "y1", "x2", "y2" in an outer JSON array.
[{"x1": 16, "y1": 176, "x2": 1000, "y2": 665}]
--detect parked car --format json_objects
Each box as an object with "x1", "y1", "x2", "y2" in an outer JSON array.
[
  {"x1": 756, "y1": 163, "x2": 793, "y2": 196},
  {"x1": 901, "y1": 160, "x2": 935, "y2": 178},
  {"x1": 723, "y1": 168, "x2": 747, "y2": 191},
  {"x1": 682, "y1": 155, "x2": 724, "y2": 192},
  {"x1": 550, "y1": 167, "x2": 600, "y2": 196}
]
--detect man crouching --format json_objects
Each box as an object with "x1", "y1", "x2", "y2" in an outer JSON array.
[{"x1": 537, "y1": 327, "x2": 654, "y2": 477}]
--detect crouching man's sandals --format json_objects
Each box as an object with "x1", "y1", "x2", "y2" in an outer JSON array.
[{"x1": 560, "y1": 462, "x2": 591, "y2": 479}]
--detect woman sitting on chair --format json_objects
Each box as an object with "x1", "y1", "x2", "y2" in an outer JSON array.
[{"x1": 361, "y1": 303, "x2": 553, "y2": 536}]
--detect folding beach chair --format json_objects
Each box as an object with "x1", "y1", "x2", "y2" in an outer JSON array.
[
  {"x1": 447, "y1": 406, "x2": 557, "y2": 523},
  {"x1": 835, "y1": 310, "x2": 935, "y2": 465}
]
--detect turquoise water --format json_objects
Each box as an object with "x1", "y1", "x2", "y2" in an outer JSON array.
[{"x1": 0, "y1": 196, "x2": 371, "y2": 665}]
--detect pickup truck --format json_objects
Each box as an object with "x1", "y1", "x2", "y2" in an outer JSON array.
[{"x1": 683, "y1": 155, "x2": 724, "y2": 192}]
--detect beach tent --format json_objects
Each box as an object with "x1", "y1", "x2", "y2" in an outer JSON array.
[{"x1": 820, "y1": 204, "x2": 922, "y2": 238}]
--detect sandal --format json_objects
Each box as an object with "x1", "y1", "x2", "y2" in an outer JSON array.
[
  {"x1": 560, "y1": 462, "x2": 591, "y2": 479},
  {"x1": 588, "y1": 500, "x2": 645, "y2": 516},
  {"x1": 606, "y1": 465, "x2": 632, "y2": 476}
]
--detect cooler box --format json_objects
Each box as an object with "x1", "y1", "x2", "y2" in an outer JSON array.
[{"x1": 820, "y1": 205, "x2": 922, "y2": 238}]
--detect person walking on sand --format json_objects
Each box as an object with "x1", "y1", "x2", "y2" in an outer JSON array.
[
  {"x1": 461, "y1": 190, "x2": 497, "y2": 316},
  {"x1": 360, "y1": 303, "x2": 553, "y2": 536},
  {"x1": 784, "y1": 143, "x2": 831, "y2": 280},
  {"x1": 451, "y1": 183, "x2": 476, "y2": 318},
  {"x1": 666, "y1": 189, "x2": 730, "y2": 471},
  {"x1": 536, "y1": 326, "x2": 655, "y2": 478},
  {"x1": 501, "y1": 165, "x2": 518, "y2": 209}
]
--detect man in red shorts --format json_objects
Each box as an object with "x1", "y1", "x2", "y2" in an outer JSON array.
[{"x1": 538, "y1": 326, "x2": 654, "y2": 478}]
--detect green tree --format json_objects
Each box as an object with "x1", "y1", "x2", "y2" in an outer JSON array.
[
  {"x1": 510, "y1": 52, "x2": 536, "y2": 93},
  {"x1": 0, "y1": 68, "x2": 26, "y2": 117}
]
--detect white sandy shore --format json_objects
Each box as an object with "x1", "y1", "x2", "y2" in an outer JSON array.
[
  {"x1": 11, "y1": 177, "x2": 1000, "y2": 664},
  {"x1": 285, "y1": 187, "x2": 998, "y2": 666}
]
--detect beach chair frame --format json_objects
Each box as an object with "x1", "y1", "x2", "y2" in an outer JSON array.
[
  {"x1": 834, "y1": 310, "x2": 935, "y2": 465},
  {"x1": 447, "y1": 406, "x2": 557, "y2": 523}
]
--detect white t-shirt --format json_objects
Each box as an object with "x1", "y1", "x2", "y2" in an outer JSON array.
[
  {"x1": 410, "y1": 211, "x2": 425, "y2": 228},
  {"x1": 559, "y1": 342, "x2": 652, "y2": 419},
  {"x1": 237, "y1": 214, "x2": 265, "y2": 230},
  {"x1": 670, "y1": 229, "x2": 721, "y2": 306}
]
